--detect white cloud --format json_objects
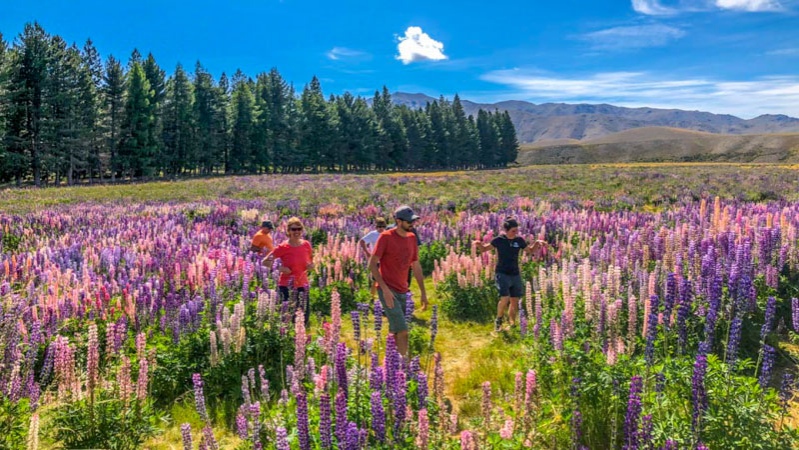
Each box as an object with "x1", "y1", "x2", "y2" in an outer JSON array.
[
  {"x1": 715, "y1": 0, "x2": 782, "y2": 11},
  {"x1": 480, "y1": 69, "x2": 799, "y2": 118},
  {"x1": 396, "y1": 26, "x2": 448, "y2": 65},
  {"x1": 326, "y1": 47, "x2": 369, "y2": 61},
  {"x1": 632, "y1": 0, "x2": 678, "y2": 15},
  {"x1": 581, "y1": 24, "x2": 686, "y2": 49},
  {"x1": 767, "y1": 47, "x2": 799, "y2": 55}
]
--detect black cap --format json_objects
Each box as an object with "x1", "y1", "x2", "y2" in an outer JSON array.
[
  {"x1": 261, "y1": 220, "x2": 274, "y2": 229},
  {"x1": 394, "y1": 205, "x2": 420, "y2": 222}
]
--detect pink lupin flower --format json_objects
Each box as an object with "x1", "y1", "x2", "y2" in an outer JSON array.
[
  {"x1": 136, "y1": 357, "x2": 149, "y2": 401},
  {"x1": 295, "y1": 309, "x2": 307, "y2": 381},
  {"x1": 416, "y1": 408, "x2": 429, "y2": 449},
  {"x1": 482, "y1": 381, "x2": 492, "y2": 428},
  {"x1": 460, "y1": 430, "x2": 476, "y2": 450},
  {"x1": 499, "y1": 418, "x2": 514, "y2": 439},
  {"x1": 87, "y1": 323, "x2": 99, "y2": 395}
]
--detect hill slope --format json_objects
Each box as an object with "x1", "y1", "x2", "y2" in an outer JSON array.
[{"x1": 517, "y1": 127, "x2": 799, "y2": 165}]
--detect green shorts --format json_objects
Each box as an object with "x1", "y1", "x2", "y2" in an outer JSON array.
[{"x1": 377, "y1": 288, "x2": 408, "y2": 334}]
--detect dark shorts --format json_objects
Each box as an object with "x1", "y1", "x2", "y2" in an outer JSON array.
[
  {"x1": 279, "y1": 286, "x2": 309, "y2": 326},
  {"x1": 377, "y1": 288, "x2": 408, "y2": 334},
  {"x1": 496, "y1": 273, "x2": 524, "y2": 298}
]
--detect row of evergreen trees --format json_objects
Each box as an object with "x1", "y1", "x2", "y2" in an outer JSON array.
[{"x1": 0, "y1": 23, "x2": 519, "y2": 186}]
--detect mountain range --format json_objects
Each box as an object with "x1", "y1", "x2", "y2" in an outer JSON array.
[{"x1": 390, "y1": 92, "x2": 799, "y2": 144}]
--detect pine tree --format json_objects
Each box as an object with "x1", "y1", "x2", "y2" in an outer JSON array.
[
  {"x1": 477, "y1": 110, "x2": 500, "y2": 168},
  {"x1": 0, "y1": 32, "x2": 9, "y2": 182},
  {"x1": 102, "y1": 55, "x2": 125, "y2": 181},
  {"x1": 229, "y1": 69, "x2": 254, "y2": 173},
  {"x1": 263, "y1": 68, "x2": 293, "y2": 173},
  {"x1": 120, "y1": 61, "x2": 155, "y2": 179},
  {"x1": 497, "y1": 111, "x2": 518, "y2": 166},
  {"x1": 143, "y1": 53, "x2": 166, "y2": 175},
  {"x1": 193, "y1": 62, "x2": 219, "y2": 174},
  {"x1": 298, "y1": 76, "x2": 334, "y2": 173},
  {"x1": 81, "y1": 40, "x2": 103, "y2": 183},
  {"x1": 215, "y1": 72, "x2": 231, "y2": 174},
  {"x1": 6, "y1": 23, "x2": 51, "y2": 186},
  {"x1": 163, "y1": 63, "x2": 194, "y2": 176}
]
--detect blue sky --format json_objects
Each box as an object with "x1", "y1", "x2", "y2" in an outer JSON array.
[{"x1": 2, "y1": 0, "x2": 798, "y2": 118}]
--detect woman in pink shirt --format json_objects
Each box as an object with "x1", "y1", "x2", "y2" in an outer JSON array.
[{"x1": 263, "y1": 217, "x2": 314, "y2": 325}]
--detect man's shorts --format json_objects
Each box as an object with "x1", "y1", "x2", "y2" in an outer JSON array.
[
  {"x1": 377, "y1": 288, "x2": 408, "y2": 334},
  {"x1": 495, "y1": 273, "x2": 524, "y2": 298}
]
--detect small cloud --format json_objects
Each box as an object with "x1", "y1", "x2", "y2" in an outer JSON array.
[
  {"x1": 715, "y1": 0, "x2": 782, "y2": 11},
  {"x1": 581, "y1": 24, "x2": 686, "y2": 49},
  {"x1": 631, "y1": 0, "x2": 678, "y2": 15},
  {"x1": 396, "y1": 26, "x2": 448, "y2": 65},
  {"x1": 767, "y1": 47, "x2": 799, "y2": 55},
  {"x1": 326, "y1": 47, "x2": 369, "y2": 61}
]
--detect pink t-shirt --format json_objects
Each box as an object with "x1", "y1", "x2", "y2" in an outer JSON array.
[{"x1": 272, "y1": 240, "x2": 313, "y2": 287}]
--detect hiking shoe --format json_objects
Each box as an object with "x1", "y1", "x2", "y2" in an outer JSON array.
[{"x1": 494, "y1": 317, "x2": 503, "y2": 333}]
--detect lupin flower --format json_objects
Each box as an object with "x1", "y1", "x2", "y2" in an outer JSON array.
[
  {"x1": 434, "y1": 353, "x2": 445, "y2": 401},
  {"x1": 297, "y1": 391, "x2": 310, "y2": 450},
  {"x1": 336, "y1": 342, "x2": 349, "y2": 397},
  {"x1": 500, "y1": 418, "x2": 514, "y2": 440},
  {"x1": 180, "y1": 423, "x2": 192, "y2": 450},
  {"x1": 759, "y1": 344, "x2": 776, "y2": 389},
  {"x1": 514, "y1": 371, "x2": 524, "y2": 414},
  {"x1": 645, "y1": 295, "x2": 660, "y2": 366},
  {"x1": 27, "y1": 413, "x2": 39, "y2": 450},
  {"x1": 136, "y1": 357, "x2": 149, "y2": 401},
  {"x1": 236, "y1": 413, "x2": 248, "y2": 440},
  {"x1": 525, "y1": 370, "x2": 537, "y2": 418},
  {"x1": 430, "y1": 305, "x2": 439, "y2": 347},
  {"x1": 482, "y1": 381, "x2": 492, "y2": 427},
  {"x1": 320, "y1": 393, "x2": 333, "y2": 448},
  {"x1": 761, "y1": 296, "x2": 777, "y2": 342},
  {"x1": 250, "y1": 402, "x2": 261, "y2": 444},
  {"x1": 624, "y1": 375, "x2": 643, "y2": 450},
  {"x1": 371, "y1": 390, "x2": 386, "y2": 443},
  {"x1": 258, "y1": 365, "x2": 269, "y2": 400},
  {"x1": 276, "y1": 426, "x2": 290, "y2": 450},
  {"x1": 418, "y1": 372, "x2": 429, "y2": 409},
  {"x1": 416, "y1": 408, "x2": 430, "y2": 449},
  {"x1": 87, "y1": 323, "x2": 99, "y2": 394},
  {"x1": 395, "y1": 371, "x2": 408, "y2": 434},
  {"x1": 335, "y1": 389, "x2": 348, "y2": 444},
  {"x1": 374, "y1": 300, "x2": 383, "y2": 335},
  {"x1": 692, "y1": 354, "x2": 708, "y2": 433},
  {"x1": 346, "y1": 421, "x2": 359, "y2": 450},
  {"x1": 193, "y1": 373, "x2": 209, "y2": 422},
  {"x1": 460, "y1": 430, "x2": 476, "y2": 450},
  {"x1": 780, "y1": 373, "x2": 794, "y2": 413},
  {"x1": 726, "y1": 315, "x2": 743, "y2": 368},
  {"x1": 792, "y1": 298, "x2": 799, "y2": 333},
  {"x1": 351, "y1": 310, "x2": 361, "y2": 343}
]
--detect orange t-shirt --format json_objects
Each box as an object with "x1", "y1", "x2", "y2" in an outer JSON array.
[
  {"x1": 252, "y1": 230, "x2": 274, "y2": 253},
  {"x1": 271, "y1": 240, "x2": 313, "y2": 287},
  {"x1": 373, "y1": 229, "x2": 418, "y2": 294}
]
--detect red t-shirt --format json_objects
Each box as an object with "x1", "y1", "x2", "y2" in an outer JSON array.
[
  {"x1": 373, "y1": 229, "x2": 418, "y2": 294},
  {"x1": 271, "y1": 240, "x2": 313, "y2": 287}
]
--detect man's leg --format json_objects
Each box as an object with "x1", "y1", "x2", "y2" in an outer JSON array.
[
  {"x1": 395, "y1": 330, "x2": 409, "y2": 359},
  {"x1": 508, "y1": 297, "x2": 520, "y2": 326},
  {"x1": 496, "y1": 296, "x2": 510, "y2": 331}
]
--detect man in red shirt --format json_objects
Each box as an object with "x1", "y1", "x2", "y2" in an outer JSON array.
[{"x1": 369, "y1": 205, "x2": 428, "y2": 358}]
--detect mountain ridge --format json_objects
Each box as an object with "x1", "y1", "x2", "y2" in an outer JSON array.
[{"x1": 388, "y1": 92, "x2": 799, "y2": 143}]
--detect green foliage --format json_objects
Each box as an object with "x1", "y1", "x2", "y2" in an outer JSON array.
[
  {"x1": 418, "y1": 241, "x2": 448, "y2": 277},
  {"x1": 437, "y1": 273, "x2": 497, "y2": 323},
  {"x1": 308, "y1": 227, "x2": 328, "y2": 246},
  {"x1": 48, "y1": 395, "x2": 164, "y2": 450},
  {"x1": 409, "y1": 325, "x2": 430, "y2": 355},
  {"x1": 310, "y1": 280, "x2": 358, "y2": 316},
  {"x1": 0, "y1": 397, "x2": 29, "y2": 450},
  {"x1": 1, "y1": 231, "x2": 22, "y2": 252}
]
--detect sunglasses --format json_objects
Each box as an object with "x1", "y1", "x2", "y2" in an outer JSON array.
[
  {"x1": 289, "y1": 227, "x2": 303, "y2": 232},
  {"x1": 377, "y1": 226, "x2": 386, "y2": 229}
]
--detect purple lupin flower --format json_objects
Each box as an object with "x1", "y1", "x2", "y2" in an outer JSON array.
[
  {"x1": 623, "y1": 375, "x2": 643, "y2": 450},
  {"x1": 296, "y1": 391, "x2": 310, "y2": 450},
  {"x1": 639, "y1": 414, "x2": 653, "y2": 448},
  {"x1": 405, "y1": 291, "x2": 415, "y2": 323},
  {"x1": 394, "y1": 371, "x2": 407, "y2": 435},
  {"x1": 371, "y1": 390, "x2": 386, "y2": 442},
  {"x1": 791, "y1": 298, "x2": 799, "y2": 333},
  {"x1": 250, "y1": 402, "x2": 261, "y2": 445},
  {"x1": 236, "y1": 413, "x2": 248, "y2": 440},
  {"x1": 780, "y1": 373, "x2": 794, "y2": 413},
  {"x1": 677, "y1": 279, "x2": 692, "y2": 352},
  {"x1": 726, "y1": 315, "x2": 743, "y2": 368},
  {"x1": 258, "y1": 365, "x2": 269, "y2": 400},
  {"x1": 520, "y1": 307, "x2": 528, "y2": 338},
  {"x1": 660, "y1": 439, "x2": 677, "y2": 450},
  {"x1": 370, "y1": 353, "x2": 384, "y2": 392},
  {"x1": 335, "y1": 389, "x2": 348, "y2": 445},
  {"x1": 276, "y1": 426, "x2": 290, "y2": 450},
  {"x1": 320, "y1": 393, "x2": 332, "y2": 449},
  {"x1": 692, "y1": 354, "x2": 708, "y2": 434},
  {"x1": 418, "y1": 372, "x2": 429, "y2": 409},
  {"x1": 482, "y1": 381, "x2": 492, "y2": 428},
  {"x1": 761, "y1": 296, "x2": 777, "y2": 342},
  {"x1": 241, "y1": 375, "x2": 252, "y2": 407},
  {"x1": 346, "y1": 421, "x2": 359, "y2": 450},
  {"x1": 192, "y1": 373, "x2": 209, "y2": 422},
  {"x1": 180, "y1": 423, "x2": 192, "y2": 450},
  {"x1": 645, "y1": 295, "x2": 660, "y2": 366},
  {"x1": 572, "y1": 377, "x2": 583, "y2": 447},
  {"x1": 663, "y1": 273, "x2": 677, "y2": 329},
  {"x1": 759, "y1": 344, "x2": 776, "y2": 389},
  {"x1": 351, "y1": 311, "x2": 361, "y2": 343},
  {"x1": 697, "y1": 442, "x2": 709, "y2": 450},
  {"x1": 336, "y1": 342, "x2": 349, "y2": 397}
]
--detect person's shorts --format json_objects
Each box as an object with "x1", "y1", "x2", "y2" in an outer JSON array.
[
  {"x1": 495, "y1": 273, "x2": 524, "y2": 298},
  {"x1": 377, "y1": 288, "x2": 408, "y2": 333}
]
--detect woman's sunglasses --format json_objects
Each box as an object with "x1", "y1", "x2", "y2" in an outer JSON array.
[{"x1": 289, "y1": 227, "x2": 303, "y2": 232}]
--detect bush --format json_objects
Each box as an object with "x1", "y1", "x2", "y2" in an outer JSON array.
[
  {"x1": 418, "y1": 241, "x2": 449, "y2": 277},
  {"x1": 437, "y1": 273, "x2": 497, "y2": 323},
  {"x1": 48, "y1": 394, "x2": 164, "y2": 450},
  {"x1": 0, "y1": 397, "x2": 29, "y2": 450},
  {"x1": 310, "y1": 280, "x2": 358, "y2": 316}
]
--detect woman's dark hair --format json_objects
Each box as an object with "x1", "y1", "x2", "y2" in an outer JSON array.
[{"x1": 502, "y1": 217, "x2": 519, "y2": 231}]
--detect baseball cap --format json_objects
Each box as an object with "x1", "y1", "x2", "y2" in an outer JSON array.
[
  {"x1": 394, "y1": 205, "x2": 420, "y2": 222},
  {"x1": 261, "y1": 220, "x2": 274, "y2": 229}
]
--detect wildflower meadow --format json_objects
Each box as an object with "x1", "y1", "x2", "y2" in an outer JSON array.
[{"x1": 1, "y1": 165, "x2": 799, "y2": 449}]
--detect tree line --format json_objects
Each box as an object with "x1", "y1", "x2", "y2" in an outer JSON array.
[{"x1": 0, "y1": 23, "x2": 519, "y2": 186}]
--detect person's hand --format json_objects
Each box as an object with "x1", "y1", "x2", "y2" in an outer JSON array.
[
  {"x1": 420, "y1": 291, "x2": 428, "y2": 311},
  {"x1": 472, "y1": 240, "x2": 482, "y2": 253},
  {"x1": 279, "y1": 266, "x2": 292, "y2": 275},
  {"x1": 306, "y1": 262, "x2": 314, "y2": 270},
  {"x1": 382, "y1": 286, "x2": 394, "y2": 309}
]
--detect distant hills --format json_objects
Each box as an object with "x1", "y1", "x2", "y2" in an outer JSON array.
[{"x1": 389, "y1": 92, "x2": 799, "y2": 164}]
